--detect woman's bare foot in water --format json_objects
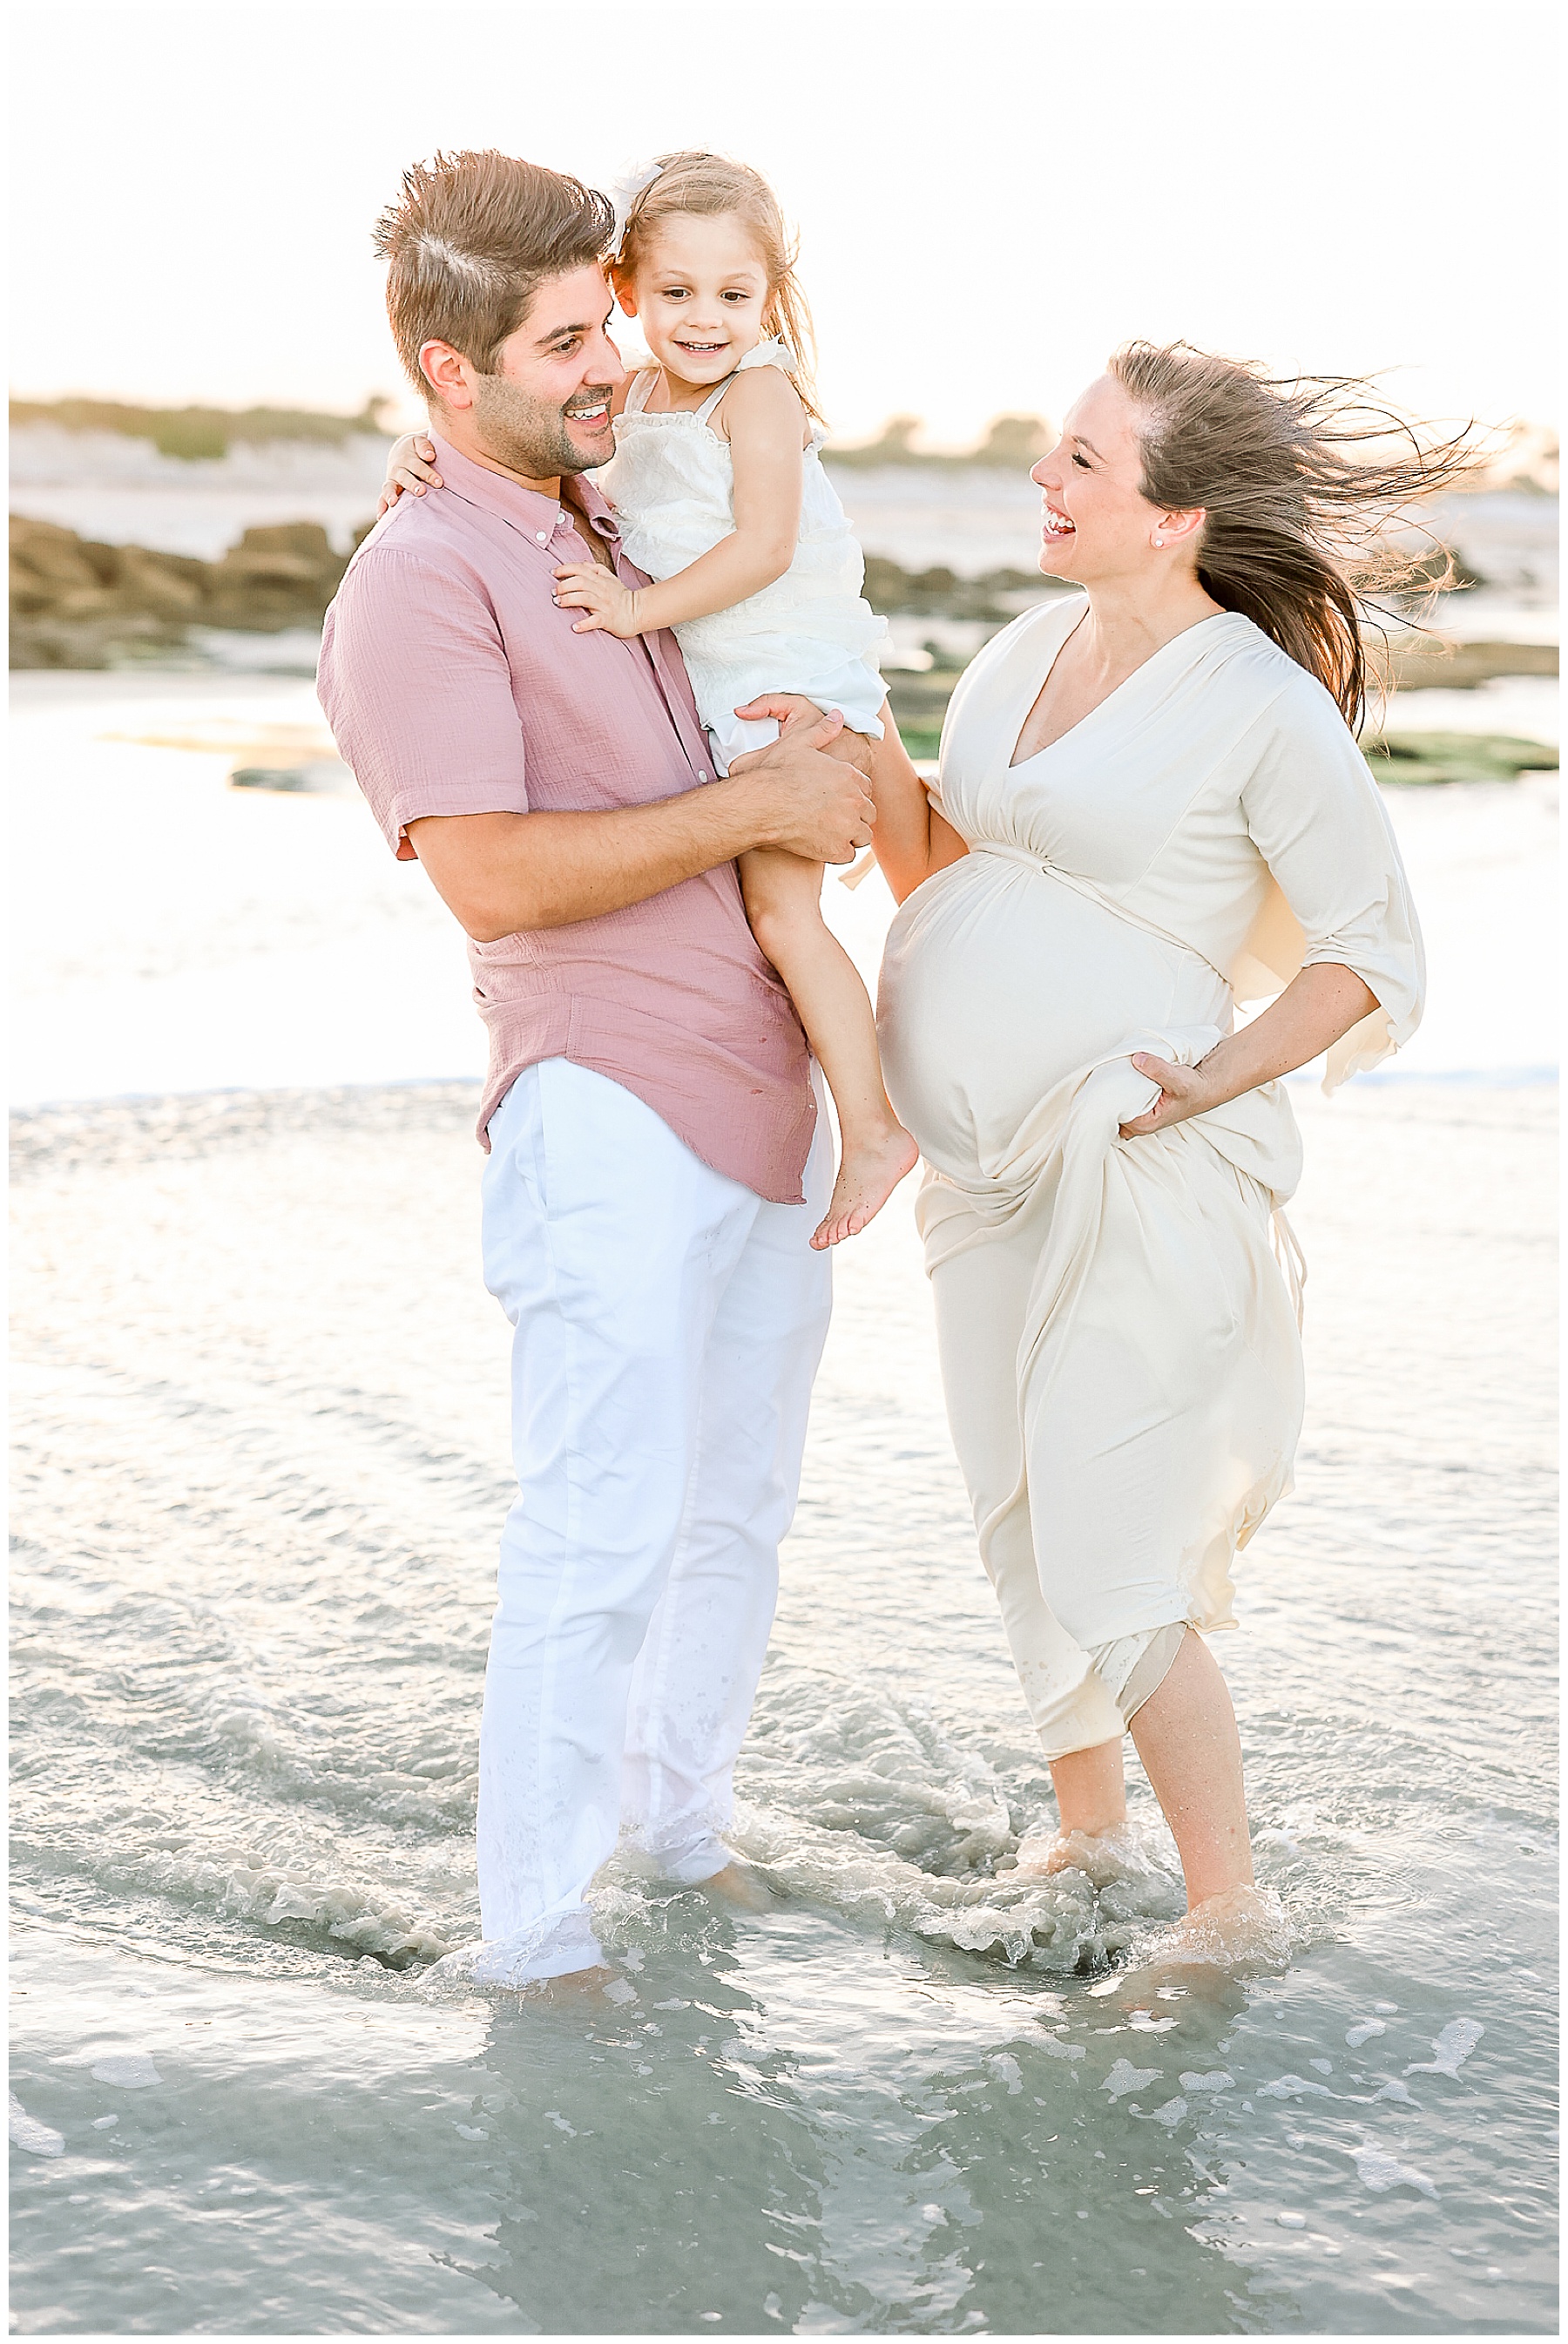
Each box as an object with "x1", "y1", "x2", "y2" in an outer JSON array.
[
  {"x1": 516, "y1": 1963, "x2": 617, "y2": 2009},
  {"x1": 1168, "y1": 1883, "x2": 1290, "y2": 1968},
  {"x1": 700, "y1": 1859, "x2": 774, "y2": 1914},
  {"x1": 1013, "y1": 1823, "x2": 1166, "y2": 1888},
  {"x1": 811, "y1": 1124, "x2": 919, "y2": 1249}
]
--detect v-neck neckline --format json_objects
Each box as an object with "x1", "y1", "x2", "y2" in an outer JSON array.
[{"x1": 1007, "y1": 605, "x2": 1236, "y2": 769}]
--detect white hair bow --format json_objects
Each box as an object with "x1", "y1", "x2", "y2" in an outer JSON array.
[{"x1": 606, "y1": 158, "x2": 666, "y2": 261}]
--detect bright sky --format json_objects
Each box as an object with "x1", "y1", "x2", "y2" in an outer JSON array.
[{"x1": 10, "y1": 0, "x2": 1559, "y2": 446}]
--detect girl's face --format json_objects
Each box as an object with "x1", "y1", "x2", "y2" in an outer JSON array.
[
  {"x1": 619, "y1": 212, "x2": 771, "y2": 390},
  {"x1": 1031, "y1": 373, "x2": 1189, "y2": 585}
]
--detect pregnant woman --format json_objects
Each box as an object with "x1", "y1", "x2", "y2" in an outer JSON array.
[{"x1": 854, "y1": 342, "x2": 1466, "y2": 1952}]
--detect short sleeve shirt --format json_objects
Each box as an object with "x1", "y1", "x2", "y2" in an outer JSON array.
[{"x1": 317, "y1": 434, "x2": 814, "y2": 1201}]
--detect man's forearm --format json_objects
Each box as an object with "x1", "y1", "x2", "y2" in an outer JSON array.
[
  {"x1": 406, "y1": 717, "x2": 877, "y2": 943},
  {"x1": 408, "y1": 781, "x2": 769, "y2": 941}
]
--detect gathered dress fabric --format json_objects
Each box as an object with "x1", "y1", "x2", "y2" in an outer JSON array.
[
  {"x1": 875, "y1": 601, "x2": 1425, "y2": 1758},
  {"x1": 595, "y1": 340, "x2": 889, "y2": 770}
]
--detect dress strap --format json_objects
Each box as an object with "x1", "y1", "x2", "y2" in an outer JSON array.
[
  {"x1": 695, "y1": 341, "x2": 800, "y2": 427},
  {"x1": 625, "y1": 369, "x2": 659, "y2": 416},
  {"x1": 694, "y1": 372, "x2": 740, "y2": 427}
]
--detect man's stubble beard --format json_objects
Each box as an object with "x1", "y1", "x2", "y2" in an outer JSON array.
[{"x1": 468, "y1": 370, "x2": 613, "y2": 479}]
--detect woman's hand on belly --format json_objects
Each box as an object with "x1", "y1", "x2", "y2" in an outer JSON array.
[
  {"x1": 1119, "y1": 1052, "x2": 1222, "y2": 1138},
  {"x1": 1119, "y1": 962, "x2": 1381, "y2": 1138}
]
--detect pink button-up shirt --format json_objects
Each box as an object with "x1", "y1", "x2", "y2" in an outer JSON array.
[{"x1": 317, "y1": 434, "x2": 814, "y2": 1202}]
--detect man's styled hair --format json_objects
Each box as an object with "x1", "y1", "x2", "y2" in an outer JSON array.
[{"x1": 374, "y1": 150, "x2": 615, "y2": 392}]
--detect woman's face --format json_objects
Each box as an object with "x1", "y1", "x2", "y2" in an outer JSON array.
[{"x1": 1031, "y1": 373, "x2": 1176, "y2": 585}]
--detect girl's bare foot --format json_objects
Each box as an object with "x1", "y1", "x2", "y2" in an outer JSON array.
[{"x1": 811, "y1": 1124, "x2": 919, "y2": 1249}]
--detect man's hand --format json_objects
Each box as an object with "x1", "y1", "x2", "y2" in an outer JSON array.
[
  {"x1": 554, "y1": 562, "x2": 643, "y2": 638},
  {"x1": 727, "y1": 708, "x2": 877, "y2": 864},
  {"x1": 733, "y1": 692, "x2": 877, "y2": 778}
]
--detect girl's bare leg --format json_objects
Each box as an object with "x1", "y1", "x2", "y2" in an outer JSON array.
[{"x1": 740, "y1": 848, "x2": 918, "y2": 1248}]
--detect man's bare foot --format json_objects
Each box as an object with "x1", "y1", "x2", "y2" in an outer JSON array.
[
  {"x1": 699, "y1": 1859, "x2": 775, "y2": 1913},
  {"x1": 811, "y1": 1124, "x2": 919, "y2": 1249}
]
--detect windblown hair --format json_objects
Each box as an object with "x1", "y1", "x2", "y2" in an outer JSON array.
[
  {"x1": 375, "y1": 150, "x2": 614, "y2": 393},
  {"x1": 614, "y1": 151, "x2": 824, "y2": 423},
  {"x1": 1109, "y1": 341, "x2": 1484, "y2": 729}
]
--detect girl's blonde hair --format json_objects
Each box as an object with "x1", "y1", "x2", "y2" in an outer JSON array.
[{"x1": 613, "y1": 151, "x2": 824, "y2": 423}]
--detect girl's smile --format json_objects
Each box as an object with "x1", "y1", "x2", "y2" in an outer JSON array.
[{"x1": 618, "y1": 212, "x2": 772, "y2": 399}]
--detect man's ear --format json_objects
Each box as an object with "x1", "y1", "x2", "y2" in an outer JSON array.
[{"x1": 418, "y1": 339, "x2": 476, "y2": 409}]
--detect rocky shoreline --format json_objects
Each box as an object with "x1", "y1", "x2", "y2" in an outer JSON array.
[
  {"x1": 9, "y1": 514, "x2": 1559, "y2": 785},
  {"x1": 10, "y1": 515, "x2": 356, "y2": 669}
]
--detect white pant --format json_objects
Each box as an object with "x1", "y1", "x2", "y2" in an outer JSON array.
[{"x1": 471, "y1": 1058, "x2": 832, "y2": 1981}]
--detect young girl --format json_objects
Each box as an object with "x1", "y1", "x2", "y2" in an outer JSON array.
[{"x1": 382, "y1": 150, "x2": 916, "y2": 1251}]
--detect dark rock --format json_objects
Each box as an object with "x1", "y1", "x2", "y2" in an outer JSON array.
[
  {"x1": 9, "y1": 514, "x2": 354, "y2": 666},
  {"x1": 229, "y1": 760, "x2": 353, "y2": 795},
  {"x1": 11, "y1": 518, "x2": 104, "y2": 593},
  {"x1": 862, "y1": 552, "x2": 1060, "y2": 622}
]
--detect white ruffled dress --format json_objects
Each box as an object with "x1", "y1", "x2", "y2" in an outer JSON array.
[{"x1": 595, "y1": 340, "x2": 889, "y2": 771}]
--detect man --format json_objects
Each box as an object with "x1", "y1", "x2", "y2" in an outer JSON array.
[{"x1": 318, "y1": 149, "x2": 877, "y2": 1986}]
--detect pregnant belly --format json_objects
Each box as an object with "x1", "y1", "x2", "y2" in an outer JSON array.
[{"x1": 876, "y1": 850, "x2": 1230, "y2": 1182}]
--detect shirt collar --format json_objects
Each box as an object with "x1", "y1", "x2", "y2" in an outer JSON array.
[{"x1": 425, "y1": 430, "x2": 620, "y2": 545}]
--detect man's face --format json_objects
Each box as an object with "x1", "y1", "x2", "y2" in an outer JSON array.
[{"x1": 423, "y1": 263, "x2": 625, "y2": 481}]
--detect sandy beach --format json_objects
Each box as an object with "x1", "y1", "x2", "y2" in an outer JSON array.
[{"x1": 9, "y1": 653, "x2": 1558, "y2": 2331}]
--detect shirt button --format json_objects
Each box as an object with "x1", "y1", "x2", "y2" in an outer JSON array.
[
  {"x1": 536, "y1": 531, "x2": 548, "y2": 543},
  {"x1": 698, "y1": 769, "x2": 710, "y2": 781}
]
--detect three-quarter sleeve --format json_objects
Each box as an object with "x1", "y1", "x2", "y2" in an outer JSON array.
[
  {"x1": 1240, "y1": 671, "x2": 1426, "y2": 1089},
  {"x1": 317, "y1": 545, "x2": 530, "y2": 857}
]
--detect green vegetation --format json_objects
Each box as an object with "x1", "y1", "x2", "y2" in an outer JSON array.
[
  {"x1": 896, "y1": 723, "x2": 945, "y2": 761},
  {"x1": 10, "y1": 396, "x2": 393, "y2": 460},
  {"x1": 1362, "y1": 731, "x2": 1558, "y2": 784}
]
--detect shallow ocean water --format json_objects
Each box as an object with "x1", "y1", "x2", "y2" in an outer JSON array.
[{"x1": 10, "y1": 1064, "x2": 1557, "y2": 2334}]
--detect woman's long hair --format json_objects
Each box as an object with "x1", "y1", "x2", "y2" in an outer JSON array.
[
  {"x1": 1109, "y1": 341, "x2": 1484, "y2": 728},
  {"x1": 614, "y1": 151, "x2": 825, "y2": 423}
]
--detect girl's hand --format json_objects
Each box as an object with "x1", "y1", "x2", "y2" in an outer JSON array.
[
  {"x1": 553, "y1": 563, "x2": 643, "y2": 638},
  {"x1": 377, "y1": 434, "x2": 443, "y2": 518}
]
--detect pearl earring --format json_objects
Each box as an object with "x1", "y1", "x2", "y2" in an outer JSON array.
[{"x1": 1152, "y1": 536, "x2": 1165, "y2": 547}]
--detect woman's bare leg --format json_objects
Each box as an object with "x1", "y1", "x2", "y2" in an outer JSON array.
[
  {"x1": 1127, "y1": 1629, "x2": 1254, "y2": 1908},
  {"x1": 1016, "y1": 1738, "x2": 1127, "y2": 1873},
  {"x1": 740, "y1": 848, "x2": 917, "y2": 1248},
  {"x1": 1051, "y1": 1739, "x2": 1127, "y2": 1836}
]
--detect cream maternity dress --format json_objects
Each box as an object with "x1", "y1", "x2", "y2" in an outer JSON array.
[{"x1": 876, "y1": 601, "x2": 1424, "y2": 1759}]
